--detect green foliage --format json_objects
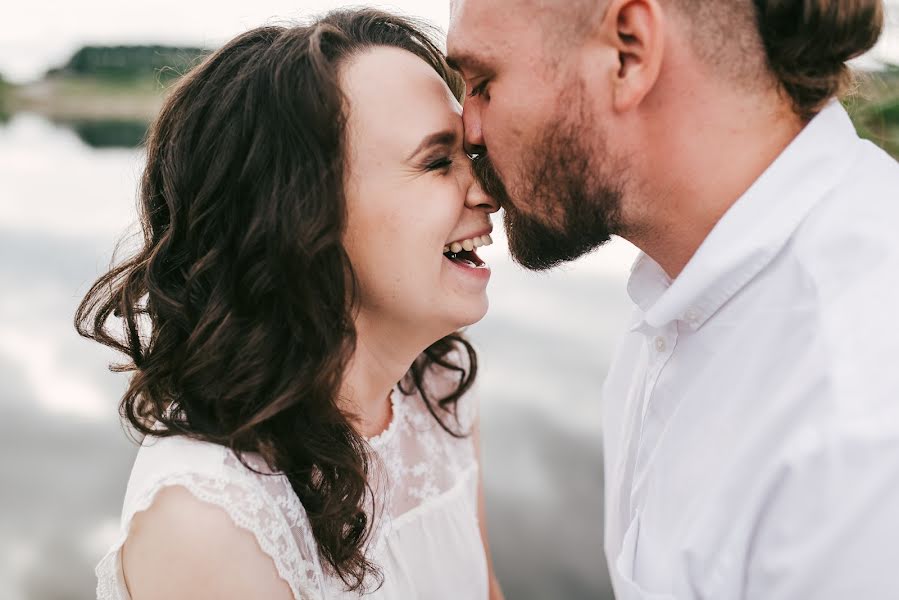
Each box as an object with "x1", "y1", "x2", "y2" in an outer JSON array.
[
  {"x1": 50, "y1": 45, "x2": 210, "y2": 83},
  {"x1": 0, "y1": 75, "x2": 11, "y2": 123},
  {"x1": 64, "y1": 119, "x2": 150, "y2": 148},
  {"x1": 848, "y1": 70, "x2": 899, "y2": 159}
]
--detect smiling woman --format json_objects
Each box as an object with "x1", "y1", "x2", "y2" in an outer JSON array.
[
  {"x1": 340, "y1": 44, "x2": 498, "y2": 338},
  {"x1": 75, "y1": 8, "x2": 502, "y2": 600}
]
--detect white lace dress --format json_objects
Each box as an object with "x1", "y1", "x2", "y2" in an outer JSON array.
[{"x1": 95, "y1": 384, "x2": 487, "y2": 599}]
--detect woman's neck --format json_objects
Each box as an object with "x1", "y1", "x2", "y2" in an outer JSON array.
[{"x1": 340, "y1": 314, "x2": 431, "y2": 438}]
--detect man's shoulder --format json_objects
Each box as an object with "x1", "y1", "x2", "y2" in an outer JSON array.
[
  {"x1": 799, "y1": 139, "x2": 899, "y2": 234},
  {"x1": 791, "y1": 142, "x2": 899, "y2": 290},
  {"x1": 784, "y1": 141, "x2": 899, "y2": 425}
]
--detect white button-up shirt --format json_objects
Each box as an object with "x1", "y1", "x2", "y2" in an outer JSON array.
[{"x1": 602, "y1": 102, "x2": 899, "y2": 600}]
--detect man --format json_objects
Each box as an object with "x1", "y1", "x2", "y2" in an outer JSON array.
[{"x1": 448, "y1": 0, "x2": 899, "y2": 598}]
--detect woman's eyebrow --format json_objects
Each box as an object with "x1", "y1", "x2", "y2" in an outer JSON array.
[{"x1": 407, "y1": 130, "x2": 458, "y2": 161}]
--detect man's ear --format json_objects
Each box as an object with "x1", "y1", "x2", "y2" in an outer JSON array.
[{"x1": 600, "y1": 0, "x2": 665, "y2": 112}]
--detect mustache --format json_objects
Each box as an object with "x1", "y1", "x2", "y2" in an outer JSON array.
[{"x1": 471, "y1": 154, "x2": 512, "y2": 206}]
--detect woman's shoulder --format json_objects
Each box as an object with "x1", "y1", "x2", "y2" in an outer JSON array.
[
  {"x1": 128, "y1": 434, "x2": 229, "y2": 482},
  {"x1": 123, "y1": 434, "x2": 242, "y2": 517},
  {"x1": 98, "y1": 434, "x2": 326, "y2": 600},
  {"x1": 134, "y1": 430, "x2": 305, "y2": 478},
  {"x1": 120, "y1": 485, "x2": 298, "y2": 599},
  {"x1": 123, "y1": 434, "x2": 306, "y2": 532}
]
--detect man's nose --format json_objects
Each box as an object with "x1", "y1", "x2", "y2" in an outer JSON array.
[{"x1": 462, "y1": 103, "x2": 486, "y2": 157}]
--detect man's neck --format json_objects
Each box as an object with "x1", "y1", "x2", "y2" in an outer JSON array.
[{"x1": 625, "y1": 93, "x2": 804, "y2": 279}]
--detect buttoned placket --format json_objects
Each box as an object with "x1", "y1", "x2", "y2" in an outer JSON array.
[{"x1": 624, "y1": 321, "x2": 679, "y2": 521}]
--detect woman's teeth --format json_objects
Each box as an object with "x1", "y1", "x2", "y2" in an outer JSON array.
[{"x1": 443, "y1": 234, "x2": 493, "y2": 254}]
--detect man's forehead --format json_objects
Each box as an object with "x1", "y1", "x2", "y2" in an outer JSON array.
[
  {"x1": 448, "y1": 0, "x2": 522, "y2": 68},
  {"x1": 451, "y1": 0, "x2": 591, "y2": 35},
  {"x1": 450, "y1": 0, "x2": 516, "y2": 28}
]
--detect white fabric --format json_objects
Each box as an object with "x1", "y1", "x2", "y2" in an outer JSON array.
[
  {"x1": 602, "y1": 102, "x2": 899, "y2": 600},
  {"x1": 96, "y1": 379, "x2": 487, "y2": 599}
]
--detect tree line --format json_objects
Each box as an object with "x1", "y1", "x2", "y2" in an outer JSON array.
[{"x1": 47, "y1": 45, "x2": 210, "y2": 81}]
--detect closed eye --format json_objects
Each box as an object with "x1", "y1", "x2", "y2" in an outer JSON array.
[
  {"x1": 468, "y1": 80, "x2": 489, "y2": 99},
  {"x1": 425, "y1": 157, "x2": 454, "y2": 172}
]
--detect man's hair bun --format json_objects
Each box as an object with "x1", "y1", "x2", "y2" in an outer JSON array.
[{"x1": 753, "y1": 0, "x2": 884, "y2": 119}]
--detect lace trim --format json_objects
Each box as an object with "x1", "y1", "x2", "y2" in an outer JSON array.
[
  {"x1": 96, "y1": 550, "x2": 127, "y2": 600},
  {"x1": 227, "y1": 453, "x2": 326, "y2": 584},
  {"x1": 269, "y1": 476, "x2": 327, "y2": 595},
  {"x1": 373, "y1": 462, "x2": 479, "y2": 552},
  {"x1": 96, "y1": 473, "x2": 324, "y2": 600},
  {"x1": 365, "y1": 386, "x2": 403, "y2": 447}
]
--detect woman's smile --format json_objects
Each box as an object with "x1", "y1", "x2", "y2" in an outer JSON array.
[{"x1": 442, "y1": 229, "x2": 494, "y2": 280}]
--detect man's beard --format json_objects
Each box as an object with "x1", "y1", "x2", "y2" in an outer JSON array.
[{"x1": 472, "y1": 110, "x2": 624, "y2": 271}]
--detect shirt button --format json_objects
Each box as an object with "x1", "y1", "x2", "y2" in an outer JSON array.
[
  {"x1": 684, "y1": 309, "x2": 699, "y2": 324},
  {"x1": 654, "y1": 336, "x2": 667, "y2": 352}
]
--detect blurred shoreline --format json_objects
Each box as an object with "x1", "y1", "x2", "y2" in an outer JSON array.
[
  {"x1": 0, "y1": 45, "x2": 204, "y2": 125},
  {"x1": 1, "y1": 45, "x2": 897, "y2": 157},
  {"x1": 3, "y1": 76, "x2": 165, "y2": 121}
]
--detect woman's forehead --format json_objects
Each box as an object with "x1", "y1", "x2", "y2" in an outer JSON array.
[{"x1": 342, "y1": 46, "x2": 462, "y2": 153}]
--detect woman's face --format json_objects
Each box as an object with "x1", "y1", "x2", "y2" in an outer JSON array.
[{"x1": 342, "y1": 46, "x2": 499, "y2": 341}]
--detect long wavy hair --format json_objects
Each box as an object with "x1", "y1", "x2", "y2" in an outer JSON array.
[{"x1": 75, "y1": 8, "x2": 475, "y2": 592}]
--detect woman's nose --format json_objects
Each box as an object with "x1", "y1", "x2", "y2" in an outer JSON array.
[{"x1": 465, "y1": 174, "x2": 499, "y2": 214}]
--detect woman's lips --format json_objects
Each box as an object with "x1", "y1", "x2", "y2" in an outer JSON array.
[{"x1": 444, "y1": 250, "x2": 491, "y2": 279}]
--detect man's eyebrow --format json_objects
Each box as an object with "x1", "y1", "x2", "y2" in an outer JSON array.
[
  {"x1": 445, "y1": 52, "x2": 490, "y2": 75},
  {"x1": 407, "y1": 130, "x2": 458, "y2": 161},
  {"x1": 445, "y1": 53, "x2": 464, "y2": 71}
]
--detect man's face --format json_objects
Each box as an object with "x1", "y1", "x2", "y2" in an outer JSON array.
[{"x1": 448, "y1": 0, "x2": 625, "y2": 270}]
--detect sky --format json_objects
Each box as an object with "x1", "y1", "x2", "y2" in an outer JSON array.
[
  {"x1": 0, "y1": 1, "x2": 448, "y2": 83},
  {"x1": 2, "y1": 0, "x2": 899, "y2": 83}
]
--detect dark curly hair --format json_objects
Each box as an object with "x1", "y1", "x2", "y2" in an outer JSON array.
[{"x1": 75, "y1": 8, "x2": 475, "y2": 592}]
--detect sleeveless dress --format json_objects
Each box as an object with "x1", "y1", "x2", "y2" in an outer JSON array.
[{"x1": 95, "y1": 382, "x2": 487, "y2": 599}]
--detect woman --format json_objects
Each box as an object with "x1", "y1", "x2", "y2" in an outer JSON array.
[{"x1": 79, "y1": 8, "x2": 503, "y2": 599}]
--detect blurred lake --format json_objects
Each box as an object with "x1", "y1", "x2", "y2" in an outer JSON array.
[{"x1": 0, "y1": 112, "x2": 640, "y2": 600}]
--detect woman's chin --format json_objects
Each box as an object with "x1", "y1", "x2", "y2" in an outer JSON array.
[
  {"x1": 409, "y1": 294, "x2": 490, "y2": 343},
  {"x1": 445, "y1": 295, "x2": 490, "y2": 330}
]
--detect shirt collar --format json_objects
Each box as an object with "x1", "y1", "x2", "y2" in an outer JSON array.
[{"x1": 628, "y1": 101, "x2": 861, "y2": 332}]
